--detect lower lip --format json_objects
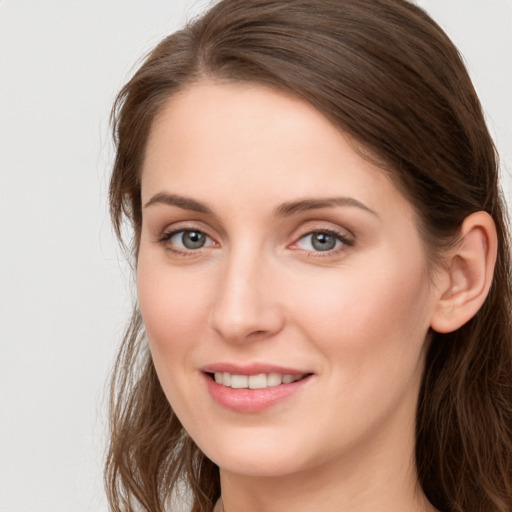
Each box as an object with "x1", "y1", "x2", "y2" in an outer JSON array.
[{"x1": 204, "y1": 373, "x2": 312, "y2": 413}]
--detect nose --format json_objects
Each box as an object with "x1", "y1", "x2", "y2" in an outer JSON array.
[{"x1": 208, "y1": 248, "x2": 284, "y2": 343}]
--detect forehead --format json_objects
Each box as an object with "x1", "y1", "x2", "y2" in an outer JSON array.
[
  {"x1": 144, "y1": 80, "x2": 348, "y2": 171},
  {"x1": 141, "y1": 80, "x2": 410, "y2": 223}
]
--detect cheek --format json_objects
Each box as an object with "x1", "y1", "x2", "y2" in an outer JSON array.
[
  {"x1": 136, "y1": 255, "x2": 217, "y2": 421},
  {"x1": 285, "y1": 251, "x2": 432, "y2": 368},
  {"x1": 136, "y1": 256, "x2": 212, "y2": 358},
  {"x1": 277, "y1": 252, "x2": 433, "y2": 453}
]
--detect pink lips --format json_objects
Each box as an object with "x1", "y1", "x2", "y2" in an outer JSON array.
[
  {"x1": 201, "y1": 362, "x2": 308, "y2": 376},
  {"x1": 201, "y1": 363, "x2": 313, "y2": 413}
]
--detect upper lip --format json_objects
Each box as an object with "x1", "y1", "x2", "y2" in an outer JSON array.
[{"x1": 201, "y1": 362, "x2": 312, "y2": 375}]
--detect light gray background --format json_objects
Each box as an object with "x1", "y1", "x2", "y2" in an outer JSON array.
[{"x1": 0, "y1": 1, "x2": 510, "y2": 511}]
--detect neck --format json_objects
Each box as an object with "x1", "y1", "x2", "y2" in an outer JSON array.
[
  {"x1": 219, "y1": 454, "x2": 435, "y2": 512},
  {"x1": 218, "y1": 400, "x2": 437, "y2": 512}
]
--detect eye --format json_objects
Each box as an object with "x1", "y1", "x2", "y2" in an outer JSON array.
[
  {"x1": 294, "y1": 230, "x2": 352, "y2": 252},
  {"x1": 162, "y1": 229, "x2": 215, "y2": 251}
]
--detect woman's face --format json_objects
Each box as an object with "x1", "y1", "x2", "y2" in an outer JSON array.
[{"x1": 138, "y1": 81, "x2": 441, "y2": 477}]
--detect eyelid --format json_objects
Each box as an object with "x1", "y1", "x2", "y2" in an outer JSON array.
[
  {"x1": 290, "y1": 220, "x2": 354, "y2": 241},
  {"x1": 155, "y1": 219, "x2": 216, "y2": 240},
  {"x1": 288, "y1": 226, "x2": 354, "y2": 255},
  {"x1": 153, "y1": 220, "x2": 354, "y2": 257},
  {"x1": 166, "y1": 229, "x2": 215, "y2": 245},
  {"x1": 155, "y1": 222, "x2": 219, "y2": 255}
]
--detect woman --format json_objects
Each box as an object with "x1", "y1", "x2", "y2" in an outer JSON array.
[{"x1": 105, "y1": 1, "x2": 512, "y2": 511}]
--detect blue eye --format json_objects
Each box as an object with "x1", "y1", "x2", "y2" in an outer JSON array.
[
  {"x1": 295, "y1": 231, "x2": 350, "y2": 252},
  {"x1": 165, "y1": 230, "x2": 214, "y2": 250}
]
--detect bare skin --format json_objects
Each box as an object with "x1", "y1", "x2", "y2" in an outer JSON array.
[{"x1": 138, "y1": 81, "x2": 495, "y2": 512}]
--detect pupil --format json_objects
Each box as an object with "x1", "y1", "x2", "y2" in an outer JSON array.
[
  {"x1": 182, "y1": 231, "x2": 205, "y2": 249},
  {"x1": 312, "y1": 233, "x2": 336, "y2": 251}
]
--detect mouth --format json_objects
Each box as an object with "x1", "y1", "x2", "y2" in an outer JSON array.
[
  {"x1": 202, "y1": 367, "x2": 314, "y2": 412},
  {"x1": 206, "y1": 371, "x2": 310, "y2": 389}
]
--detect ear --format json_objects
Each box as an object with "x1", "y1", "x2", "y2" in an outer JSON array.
[{"x1": 430, "y1": 211, "x2": 498, "y2": 333}]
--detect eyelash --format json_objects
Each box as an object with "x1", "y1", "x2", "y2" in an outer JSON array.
[
  {"x1": 157, "y1": 228, "x2": 217, "y2": 256},
  {"x1": 156, "y1": 227, "x2": 354, "y2": 257},
  {"x1": 291, "y1": 229, "x2": 354, "y2": 257}
]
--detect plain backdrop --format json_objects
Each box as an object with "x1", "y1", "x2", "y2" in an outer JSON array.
[{"x1": 0, "y1": 1, "x2": 510, "y2": 511}]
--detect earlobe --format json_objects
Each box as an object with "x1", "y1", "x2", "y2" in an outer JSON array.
[{"x1": 430, "y1": 211, "x2": 498, "y2": 334}]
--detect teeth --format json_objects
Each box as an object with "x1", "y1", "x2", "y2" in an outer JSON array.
[
  {"x1": 249, "y1": 374, "x2": 267, "y2": 389},
  {"x1": 267, "y1": 372, "x2": 282, "y2": 387},
  {"x1": 231, "y1": 375, "x2": 248, "y2": 389},
  {"x1": 213, "y1": 372, "x2": 306, "y2": 389}
]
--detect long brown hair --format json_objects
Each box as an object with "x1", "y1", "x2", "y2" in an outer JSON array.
[{"x1": 105, "y1": 1, "x2": 512, "y2": 511}]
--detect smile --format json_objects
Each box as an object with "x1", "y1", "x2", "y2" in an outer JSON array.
[
  {"x1": 203, "y1": 369, "x2": 313, "y2": 413},
  {"x1": 213, "y1": 372, "x2": 307, "y2": 389}
]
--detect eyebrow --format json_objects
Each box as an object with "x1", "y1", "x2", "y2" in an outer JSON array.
[
  {"x1": 274, "y1": 197, "x2": 378, "y2": 217},
  {"x1": 144, "y1": 192, "x2": 377, "y2": 217},
  {"x1": 144, "y1": 192, "x2": 214, "y2": 214}
]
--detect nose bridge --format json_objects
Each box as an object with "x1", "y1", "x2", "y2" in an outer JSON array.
[{"x1": 209, "y1": 242, "x2": 282, "y2": 342}]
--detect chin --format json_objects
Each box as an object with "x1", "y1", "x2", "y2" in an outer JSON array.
[
  {"x1": 195, "y1": 432, "x2": 310, "y2": 478},
  {"x1": 214, "y1": 453, "x2": 304, "y2": 478}
]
